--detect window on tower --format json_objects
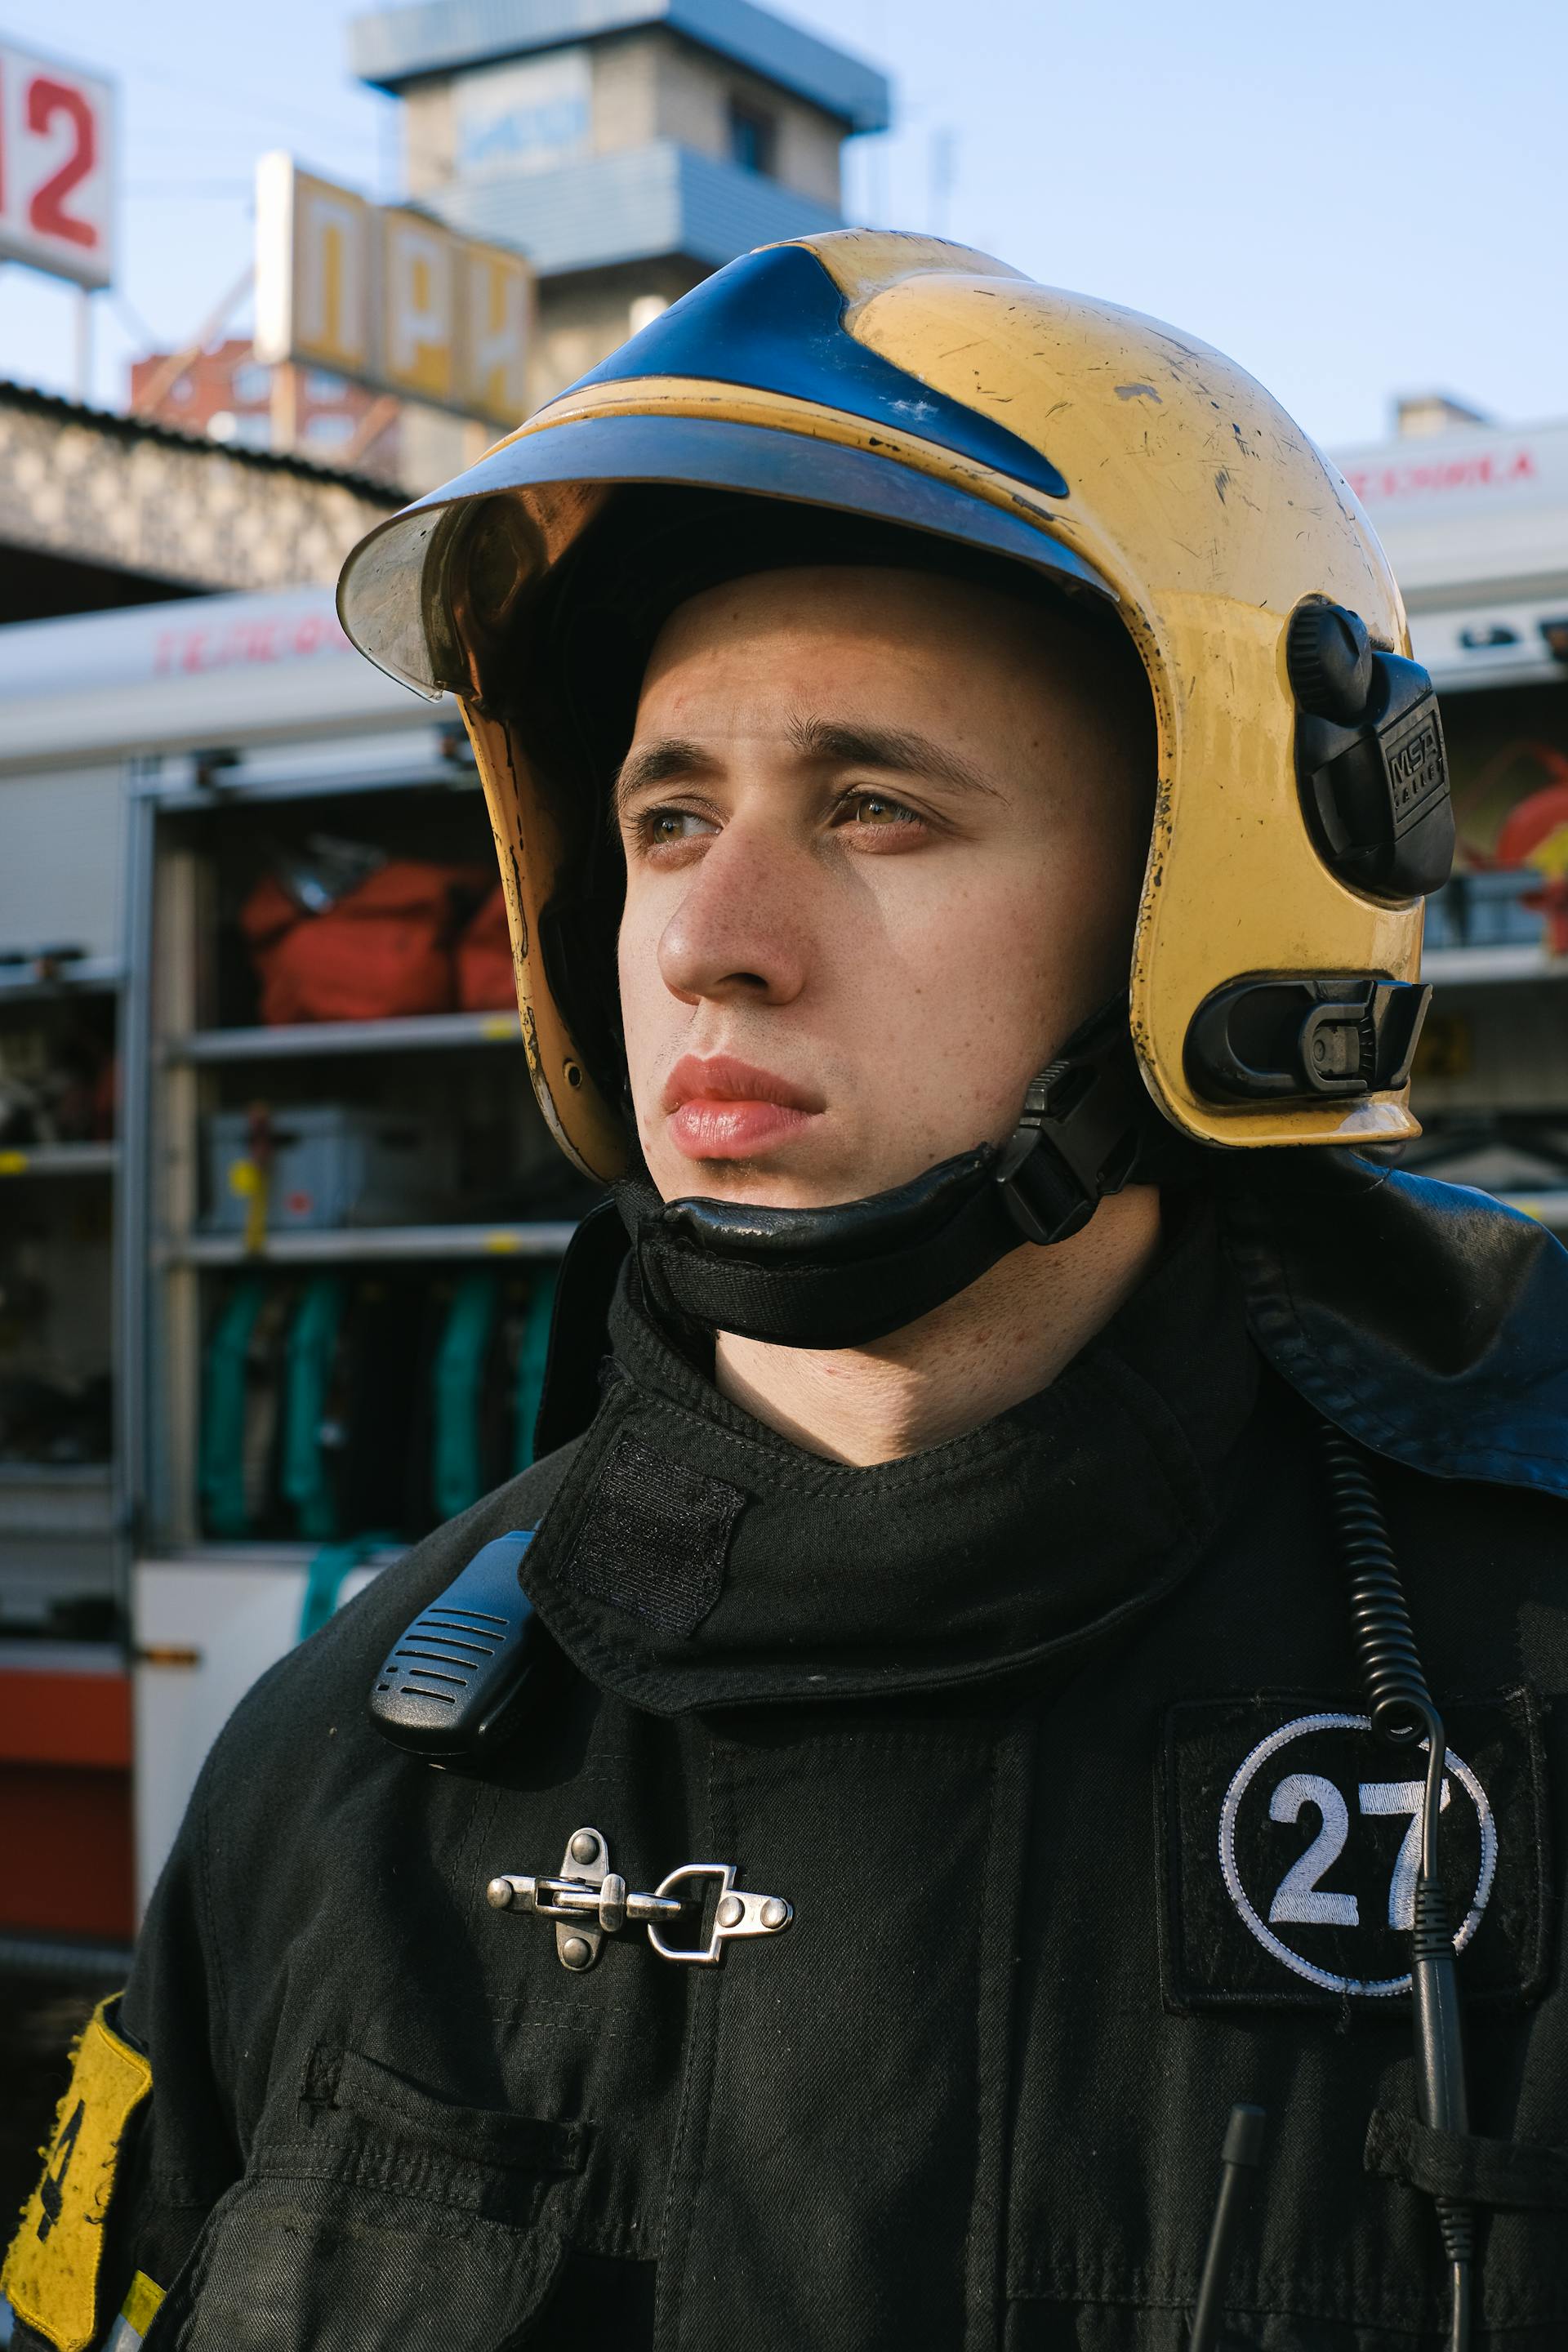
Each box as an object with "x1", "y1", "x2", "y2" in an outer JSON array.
[{"x1": 728, "y1": 99, "x2": 777, "y2": 176}]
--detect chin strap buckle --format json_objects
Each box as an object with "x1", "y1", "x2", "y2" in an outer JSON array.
[
  {"x1": 995, "y1": 1006, "x2": 1146, "y2": 1246},
  {"x1": 488, "y1": 1826, "x2": 794, "y2": 1972}
]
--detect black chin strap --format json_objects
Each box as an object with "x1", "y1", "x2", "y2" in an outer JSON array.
[{"x1": 616, "y1": 1001, "x2": 1170, "y2": 1349}]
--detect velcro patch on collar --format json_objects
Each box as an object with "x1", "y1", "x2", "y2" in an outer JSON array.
[
  {"x1": 560, "y1": 1431, "x2": 745, "y2": 1637},
  {"x1": 1159, "y1": 1691, "x2": 1551, "y2": 2011},
  {"x1": 2, "y1": 1995, "x2": 152, "y2": 2352}
]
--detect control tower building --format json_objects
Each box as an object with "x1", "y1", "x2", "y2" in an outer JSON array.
[{"x1": 350, "y1": 0, "x2": 891, "y2": 412}]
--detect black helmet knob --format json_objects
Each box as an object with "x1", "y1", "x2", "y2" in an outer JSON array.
[{"x1": 1286, "y1": 601, "x2": 1375, "y2": 724}]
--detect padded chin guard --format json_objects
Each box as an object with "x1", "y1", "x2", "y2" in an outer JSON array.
[
  {"x1": 619, "y1": 1003, "x2": 1163, "y2": 1349},
  {"x1": 619, "y1": 1149, "x2": 1010, "y2": 1349}
]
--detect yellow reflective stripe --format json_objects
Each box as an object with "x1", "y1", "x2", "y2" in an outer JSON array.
[
  {"x1": 120, "y1": 2271, "x2": 165, "y2": 2334},
  {"x1": 0, "y1": 1996, "x2": 152, "y2": 2352}
]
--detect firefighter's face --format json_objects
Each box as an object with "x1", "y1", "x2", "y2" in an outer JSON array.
[{"x1": 616, "y1": 565, "x2": 1152, "y2": 1209}]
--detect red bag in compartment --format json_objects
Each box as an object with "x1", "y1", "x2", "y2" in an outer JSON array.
[
  {"x1": 240, "y1": 863, "x2": 486, "y2": 1024},
  {"x1": 455, "y1": 885, "x2": 518, "y2": 1013}
]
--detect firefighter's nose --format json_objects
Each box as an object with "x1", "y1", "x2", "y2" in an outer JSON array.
[{"x1": 656, "y1": 825, "x2": 811, "y2": 1009}]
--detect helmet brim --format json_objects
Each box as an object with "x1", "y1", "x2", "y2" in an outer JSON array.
[{"x1": 337, "y1": 408, "x2": 1116, "y2": 698}]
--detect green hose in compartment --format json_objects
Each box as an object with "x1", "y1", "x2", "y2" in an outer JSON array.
[
  {"x1": 430, "y1": 1268, "x2": 499, "y2": 1521},
  {"x1": 198, "y1": 1274, "x2": 270, "y2": 1539},
  {"x1": 282, "y1": 1273, "x2": 347, "y2": 1541},
  {"x1": 513, "y1": 1267, "x2": 558, "y2": 1475}
]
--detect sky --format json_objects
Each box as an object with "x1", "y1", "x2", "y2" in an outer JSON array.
[{"x1": 1, "y1": 0, "x2": 1566, "y2": 451}]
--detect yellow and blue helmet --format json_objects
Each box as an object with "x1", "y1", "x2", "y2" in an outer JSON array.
[{"x1": 339, "y1": 230, "x2": 1451, "y2": 1209}]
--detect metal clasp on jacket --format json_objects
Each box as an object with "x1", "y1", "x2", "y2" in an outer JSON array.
[{"x1": 487, "y1": 1825, "x2": 794, "y2": 1971}]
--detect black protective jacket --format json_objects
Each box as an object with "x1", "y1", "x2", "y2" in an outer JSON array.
[{"x1": 13, "y1": 1162, "x2": 1568, "y2": 2351}]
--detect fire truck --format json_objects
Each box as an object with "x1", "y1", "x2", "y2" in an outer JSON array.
[
  {"x1": 1334, "y1": 408, "x2": 1568, "y2": 1209},
  {"x1": 0, "y1": 586, "x2": 588, "y2": 1980}
]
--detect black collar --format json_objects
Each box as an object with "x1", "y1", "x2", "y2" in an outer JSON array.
[
  {"x1": 519, "y1": 1204, "x2": 1260, "y2": 1713},
  {"x1": 537, "y1": 1156, "x2": 1568, "y2": 1513}
]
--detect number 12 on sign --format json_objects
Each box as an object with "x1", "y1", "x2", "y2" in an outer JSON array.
[{"x1": 0, "y1": 38, "x2": 116, "y2": 291}]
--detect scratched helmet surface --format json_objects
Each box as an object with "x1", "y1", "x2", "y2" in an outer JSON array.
[{"x1": 338, "y1": 229, "x2": 1450, "y2": 1182}]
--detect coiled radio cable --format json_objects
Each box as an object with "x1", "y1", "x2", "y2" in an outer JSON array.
[{"x1": 1321, "y1": 1424, "x2": 1473, "y2": 2352}]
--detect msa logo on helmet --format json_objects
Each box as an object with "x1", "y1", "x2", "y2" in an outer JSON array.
[
  {"x1": 1160, "y1": 1693, "x2": 1552, "y2": 2011},
  {"x1": 1286, "y1": 598, "x2": 1454, "y2": 901},
  {"x1": 1384, "y1": 705, "x2": 1447, "y2": 830}
]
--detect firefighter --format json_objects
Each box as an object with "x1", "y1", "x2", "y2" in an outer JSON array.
[{"x1": 10, "y1": 232, "x2": 1568, "y2": 2352}]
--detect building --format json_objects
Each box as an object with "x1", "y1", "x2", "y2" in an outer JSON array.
[
  {"x1": 127, "y1": 339, "x2": 403, "y2": 483},
  {"x1": 113, "y1": 3, "x2": 891, "y2": 504},
  {"x1": 0, "y1": 377, "x2": 405, "y2": 624},
  {"x1": 348, "y1": 0, "x2": 891, "y2": 408}
]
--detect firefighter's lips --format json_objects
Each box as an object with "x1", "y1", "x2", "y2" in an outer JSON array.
[{"x1": 663, "y1": 1054, "x2": 824, "y2": 1160}]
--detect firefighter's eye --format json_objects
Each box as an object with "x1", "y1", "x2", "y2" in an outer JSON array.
[
  {"x1": 831, "y1": 791, "x2": 926, "y2": 834},
  {"x1": 638, "y1": 805, "x2": 718, "y2": 847}
]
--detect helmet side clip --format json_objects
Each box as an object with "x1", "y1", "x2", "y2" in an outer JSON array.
[{"x1": 1185, "y1": 973, "x2": 1430, "y2": 1108}]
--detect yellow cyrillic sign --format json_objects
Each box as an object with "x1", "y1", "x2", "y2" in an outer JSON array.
[{"x1": 255, "y1": 152, "x2": 534, "y2": 429}]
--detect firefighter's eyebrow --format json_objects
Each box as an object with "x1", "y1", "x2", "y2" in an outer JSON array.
[
  {"x1": 612, "y1": 716, "x2": 1004, "y2": 817},
  {"x1": 788, "y1": 714, "x2": 1004, "y2": 800},
  {"x1": 612, "y1": 739, "x2": 716, "y2": 816}
]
